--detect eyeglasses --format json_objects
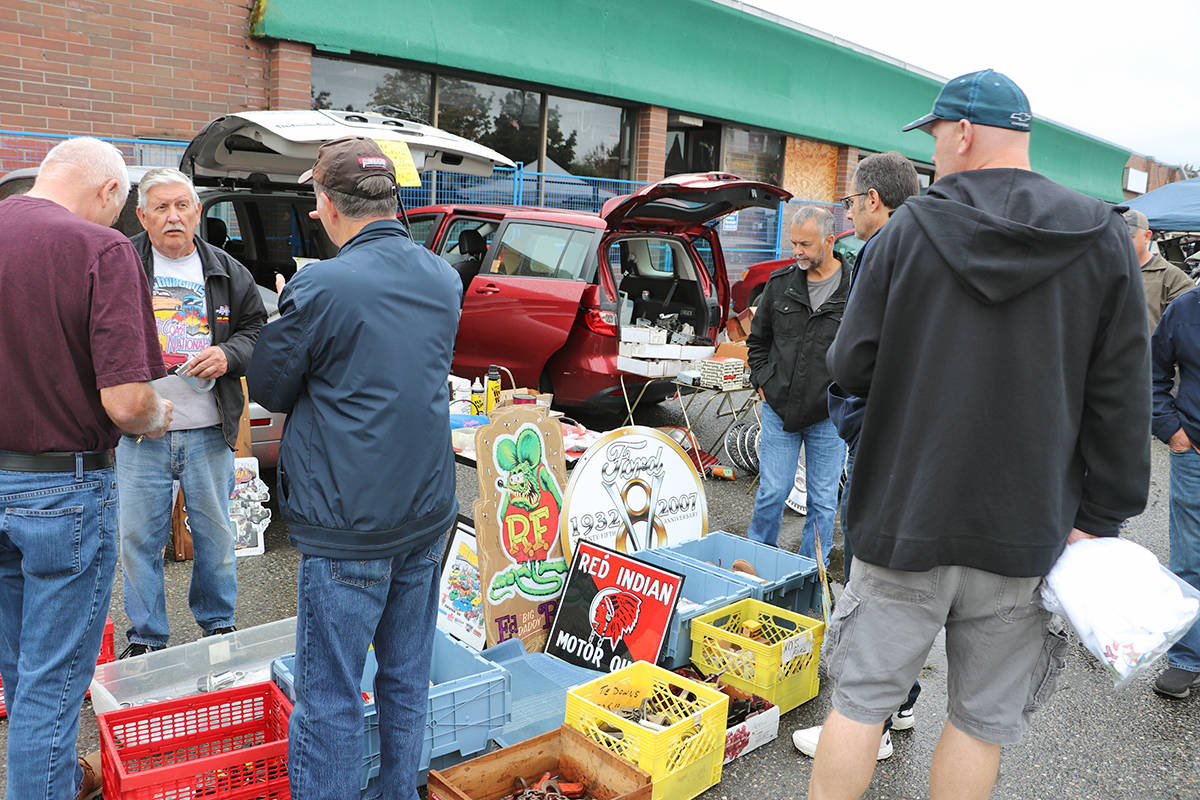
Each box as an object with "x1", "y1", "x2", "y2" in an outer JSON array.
[{"x1": 839, "y1": 193, "x2": 868, "y2": 211}]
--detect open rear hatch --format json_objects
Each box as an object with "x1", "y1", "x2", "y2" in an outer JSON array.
[
  {"x1": 601, "y1": 172, "x2": 792, "y2": 232},
  {"x1": 181, "y1": 109, "x2": 515, "y2": 187}
]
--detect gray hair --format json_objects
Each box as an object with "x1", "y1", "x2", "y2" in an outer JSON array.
[
  {"x1": 852, "y1": 152, "x2": 920, "y2": 210},
  {"x1": 791, "y1": 205, "x2": 835, "y2": 238},
  {"x1": 137, "y1": 167, "x2": 200, "y2": 212},
  {"x1": 314, "y1": 176, "x2": 397, "y2": 221},
  {"x1": 39, "y1": 137, "x2": 129, "y2": 198}
]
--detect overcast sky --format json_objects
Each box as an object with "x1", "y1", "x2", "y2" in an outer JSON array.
[{"x1": 733, "y1": 0, "x2": 1199, "y2": 168}]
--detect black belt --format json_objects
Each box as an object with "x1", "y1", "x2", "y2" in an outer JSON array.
[{"x1": 0, "y1": 450, "x2": 115, "y2": 473}]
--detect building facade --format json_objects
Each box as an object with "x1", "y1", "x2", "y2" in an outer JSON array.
[{"x1": 2, "y1": 0, "x2": 1182, "y2": 205}]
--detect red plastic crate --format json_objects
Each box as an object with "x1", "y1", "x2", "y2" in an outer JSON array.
[
  {"x1": 0, "y1": 616, "x2": 114, "y2": 718},
  {"x1": 99, "y1": 681, "x2": 293, "y2": 800}
]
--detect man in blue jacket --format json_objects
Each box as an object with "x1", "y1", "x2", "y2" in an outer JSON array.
[
  {"x1": 1151, "y1": 285, "x2": 1200, "y2": 699},
  {"x1": 248, "y1": 136, "x2": 462, "y2": 800}
]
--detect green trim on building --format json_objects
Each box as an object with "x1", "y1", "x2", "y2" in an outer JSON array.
[{"x1": 252, "y1": 0, "x2": 1128, "y2": 201}]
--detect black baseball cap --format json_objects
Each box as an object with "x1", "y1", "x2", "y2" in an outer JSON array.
[{"x1": 903, "y1": 69, "x2": 1032, "y2": 134}]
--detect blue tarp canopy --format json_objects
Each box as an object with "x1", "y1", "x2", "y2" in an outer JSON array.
[{"x1": 1125, "y1": 178, "x2": 1200, "y2": 231}]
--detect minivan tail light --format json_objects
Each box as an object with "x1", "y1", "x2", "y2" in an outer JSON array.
[{"x1": 584, "y1": 308, "x2": 618, "y2": 337}]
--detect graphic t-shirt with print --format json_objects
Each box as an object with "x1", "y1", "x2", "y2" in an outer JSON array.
[{"x1": 150, "y1": 248, "x2": 221, "y2": 431}]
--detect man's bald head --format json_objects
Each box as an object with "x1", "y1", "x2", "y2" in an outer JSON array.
[{"x1": 29, "y1": 137, "x2": 130, "y2": 227}]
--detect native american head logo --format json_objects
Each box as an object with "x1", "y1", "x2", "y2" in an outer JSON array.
[{"x1": 588, "y1": 587, "x2": 641, "y2": 649}]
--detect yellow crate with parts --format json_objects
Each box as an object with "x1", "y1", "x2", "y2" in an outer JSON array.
[
  {"x1": 563, "y1": 661, "x2": 728, "y2": 800},
  {"x1": 689, "y1": 597, "x2": 825, "y2": 713}
]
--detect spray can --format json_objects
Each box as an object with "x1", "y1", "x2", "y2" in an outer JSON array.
[
  {"x1": 485, "y1": 365, "x2": 502, "y2": 412},
  {"x1": 470, "y1": 378, "x2": 485, "y2": 415}
]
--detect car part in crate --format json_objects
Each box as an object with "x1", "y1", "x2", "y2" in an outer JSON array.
[
  {"x1": 98, "y1": 681, "x2": 292, "y2": 800},
  {"x1": 427, "y1": 725, "x2": 652, "y2": 800},
  {"x1": 564, "y1": 661, "x2": 727, "y2": 800},
  {"x1": 690, "y1": 597, "x2": 825, "y2": 713}
]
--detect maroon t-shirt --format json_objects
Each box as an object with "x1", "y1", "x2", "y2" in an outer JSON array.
[{"x1": 0, "y1": 195, "x2": 165, "y2": 452}]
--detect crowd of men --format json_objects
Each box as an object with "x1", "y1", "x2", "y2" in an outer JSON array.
[{"x1": 0, "y1": 67, "x2": 1197, "y2": 800}]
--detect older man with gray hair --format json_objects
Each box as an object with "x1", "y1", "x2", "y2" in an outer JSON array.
[
  {"x1": 117, "y1": 167, "x2": 266, "y2": 658},
  {"x1": 1, "y1": 137, "x2": 171, "y2": 799},
  {"x1": 1124, "y1": 208, "x2": 1193, "y2": 332},
  {"x1": 746, "y1": 204, "x2": 849, "y2": 562}
]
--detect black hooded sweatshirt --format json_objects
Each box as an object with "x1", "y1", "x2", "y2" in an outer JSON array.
[{"x1": 827, "y1": 168, "x2": 1151, "y2": 578}]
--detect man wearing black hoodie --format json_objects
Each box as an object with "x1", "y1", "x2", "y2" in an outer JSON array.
[{"x1": 810, "y1": 71, "x2": 1150, "y2": 800}]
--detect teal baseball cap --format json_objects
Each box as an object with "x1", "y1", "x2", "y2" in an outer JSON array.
[{"x1": 903, "y1": 69, "x2": 1032, "y2": 134}]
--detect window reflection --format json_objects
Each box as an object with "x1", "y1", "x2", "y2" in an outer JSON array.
[
  {"x1": 548, "y1": 96, "x2": 627, "y2": 179},
  {"x1": 311, "y1": 56, "x2": 431, "y2": 122}
]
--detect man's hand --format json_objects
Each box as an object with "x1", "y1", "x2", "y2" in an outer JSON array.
[
  {"x1": 1065, "y1": 527, "x2": 1097, "y2": 546},
  {"x1": 140, "y1": 398, "x2": 174, "y2": 439},
  {"x1": 185, "y1": 346, "x2": 228, "y2": 380},
  {"x1": 1168, "y1": 427, "x2": 1195, "y2": 453},
  {"x1": 275, "y1": 272, "x2": 286, "y2": 298},
  {"x1": 758, "y1": 387, "x2": 764, "y2": 402}
]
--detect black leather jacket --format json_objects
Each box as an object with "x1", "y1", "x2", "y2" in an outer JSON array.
[
  {"x1": 747, "y1": 258, "x2": 849, "y2": 432},
  {"x1": 130, "y1": 232, "x2": 267, "y2": 449}
]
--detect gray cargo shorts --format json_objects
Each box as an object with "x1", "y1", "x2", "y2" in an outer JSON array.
[{"x1": 824, "y1": 558, "x2": 1068, "y2": 746}]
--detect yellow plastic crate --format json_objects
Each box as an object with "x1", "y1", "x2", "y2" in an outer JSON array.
[
  {"x1": 689, "y1": 597, "x2": 825, "y2": 713},
  {"x1": 563, "y1": 662, "x2": 728, "y2": 800}
]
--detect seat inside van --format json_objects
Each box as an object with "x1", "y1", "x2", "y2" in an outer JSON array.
[{"x1": 613, "y1": 237, "x2": 710, "y2": 331}]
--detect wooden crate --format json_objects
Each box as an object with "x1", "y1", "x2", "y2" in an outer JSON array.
[{"x1": 427, "y1": 726, "x2": 651, "y2": 800}]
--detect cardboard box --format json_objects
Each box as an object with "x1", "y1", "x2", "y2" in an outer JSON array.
[
  {"x1": 673, "y1": 668, "x2": 778, "y2": 764},
  {"x1": 724, "y1": 307, "x2": 755, "y2": 342},
  {"x1": 617, "y1": 355, "x2": 681, "y2": 378},
  {"x1": 715, "y1": 341, "x2": 749, "y2": 362},
  {"x1": 619, "y1": 341, "x2": 683, "y2": 360},
  {"x1": 495, "y1": 387, "x2": 554, "y2": 408},
  {"x1": 620, "y1": 326, "x2": 668, "y2": 345}
]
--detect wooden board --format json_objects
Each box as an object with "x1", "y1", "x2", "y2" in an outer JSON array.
[{"x1": 427, "y1": 726, "x2": 651, "y2": 800}]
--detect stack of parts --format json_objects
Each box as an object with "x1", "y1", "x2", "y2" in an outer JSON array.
[{"x1": 617, "y1": 327, "x2": 715, "y2": 379}]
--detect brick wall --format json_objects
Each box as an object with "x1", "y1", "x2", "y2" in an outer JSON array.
[
  {"x1": 0, "y1": 0, "x2": 286, "y2": 140},
  {"x1": 633, "y1": 105, "x2": 666, "y2": 183},
  {"x1": 1124, "y1": 153, "x2": 1186, "y2": 201},
  {"x1": 834, "y1": 145, "x2": 860, "y2": 201}
]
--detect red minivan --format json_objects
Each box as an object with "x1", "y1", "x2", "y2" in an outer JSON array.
[{"x1": 407, "y1": 173, "x2": 791, "y2": 407}]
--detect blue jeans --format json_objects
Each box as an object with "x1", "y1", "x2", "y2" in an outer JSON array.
[
  {"x1": 0, "y1": 461, "x2": 117, "y2": 800},
  {"x1": 117, "y1": 427, "x2": 236, "y2": 645},
  {"x1": 289, "y1": 529, "x2": 448, "y2": 800},
  {"x1": 1168, "y1": 448, "x2": 1200, "y2": 671},
  {"x1": 747, "y1": 405, "x2": 845, "y2": 562}
]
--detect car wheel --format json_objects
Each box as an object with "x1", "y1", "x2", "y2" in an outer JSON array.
[{"x1": 747, "y1": 284, "x2": 764, "y2": 308}]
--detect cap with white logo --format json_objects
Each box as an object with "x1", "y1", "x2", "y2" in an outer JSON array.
[{"x1": 903, "y1": 69, "x2": 1032, "y2": 134}]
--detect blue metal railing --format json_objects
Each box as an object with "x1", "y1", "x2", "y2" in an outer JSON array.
[{"x1": 2, "y1": 130, "x2": 847, "y2": 279}]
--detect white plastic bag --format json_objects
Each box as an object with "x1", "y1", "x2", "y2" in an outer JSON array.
[{"x1": 1041, "y1": 537, "x2": 1200, "y2": 687}]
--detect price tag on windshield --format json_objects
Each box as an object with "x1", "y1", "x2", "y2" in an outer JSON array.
[{"x1": 373, "y1": 139, "x2": 421, "y2": 187}]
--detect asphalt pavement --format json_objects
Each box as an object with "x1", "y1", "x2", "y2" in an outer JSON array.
[{"x1": 4, "y1": 394, "x2": 1198, "y2": 799}]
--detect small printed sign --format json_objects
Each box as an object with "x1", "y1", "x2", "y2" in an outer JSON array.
[
  {"x1": 436, "y1": 517, "x2": 486, "y2": 651},
  {"x1": 373, "y1": 139, "x2": 422, "y2": 187},
  {"x1": 546, "y1": 541, "x2": 683, "y2": 673},
  {"x1": 722, "y1": 212, "x2": 739, "y2": 231},
  {"x1": 560, "y1": 426, "x2": 707, "y2": 563}
]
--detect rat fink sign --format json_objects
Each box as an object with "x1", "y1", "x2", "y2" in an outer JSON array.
[
  {"x1": 547, "y1": 541, "x2": 683, "y2": 672},
  {"x1": 561, "y1": 426, "x2": 707, "y2": 562},
  {"x1": 473, "y1": 406, "x2": 570, "y2": 651}
]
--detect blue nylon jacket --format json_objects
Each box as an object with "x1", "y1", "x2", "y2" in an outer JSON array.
[
  {"x1": 1151, "y1": 285, "x2": 1200, "y2": 446},
  {"x1": 247, "y1": 219, "x2": 462, "y2": 558}
]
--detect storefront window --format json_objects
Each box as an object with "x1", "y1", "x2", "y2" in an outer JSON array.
[
  {"x1": 435, "y1": 77, "x2": 541, "y2": 168},
  {"x1": 311, "y1": 56, "x2": 431, "y2": 122},
  {"x1": 722, "y1": 126, "x2": 784, "y2": 186},
  {"x1": 548, "y1": 96, "x2": 628, "y2": 179}
]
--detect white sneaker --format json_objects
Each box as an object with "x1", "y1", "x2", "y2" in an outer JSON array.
[
  {"x1": 890, "y1": 706, "x2": 916, "y2": 731},
  {"x1": 792, "y1": 726, "x2": 892, "y2": 760}
]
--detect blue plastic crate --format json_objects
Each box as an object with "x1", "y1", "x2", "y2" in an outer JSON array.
[
  {"x1": 271, "y1": 628, "x2": 510, "y2": 789},
  {"x1": 661, "y1": 531, "x2": 821, "y2": 614},
  {"x1": 481, "y1": 638, "x2": 601, "y2": 748},
  {"x1": 631, "y1": 548, "x2": 754, "y2": 668}
]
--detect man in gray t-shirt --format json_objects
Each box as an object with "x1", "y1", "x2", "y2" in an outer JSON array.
[
  {"x1": 745, "y1": 205, "x2": 849, "y2": 562},
  {"x1": 117, "y1": 168, "x2": 266, "y2": 657}
]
